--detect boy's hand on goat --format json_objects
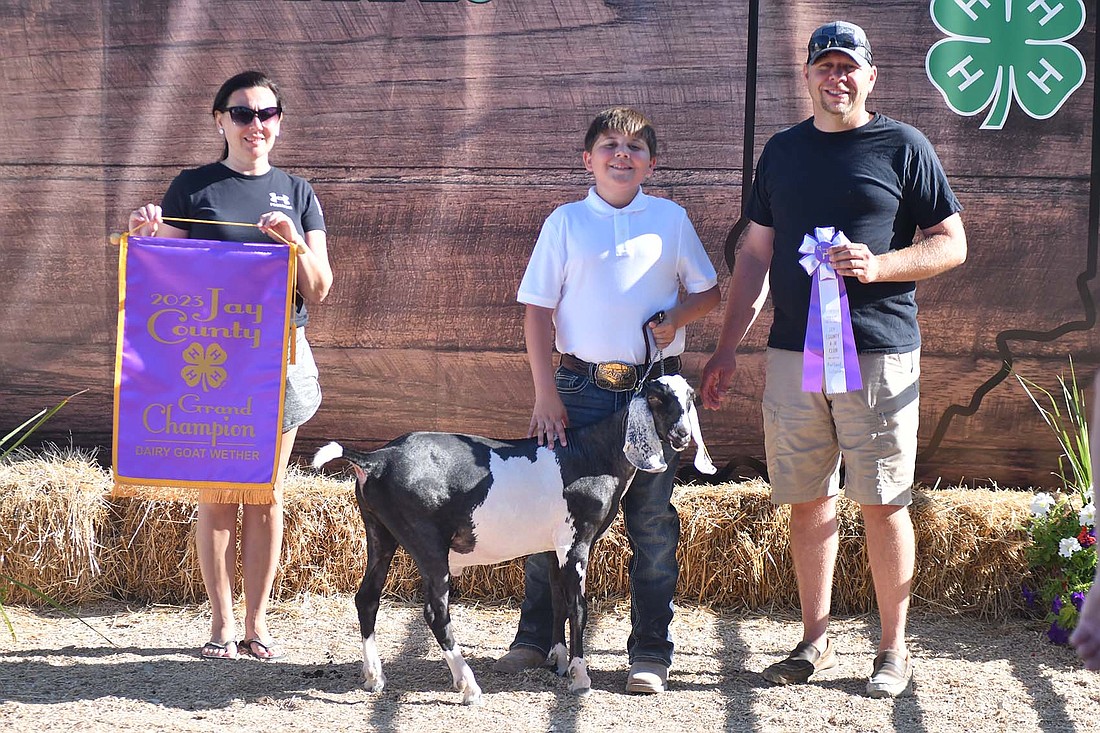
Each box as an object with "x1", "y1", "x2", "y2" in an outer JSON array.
[{"x1": 528, "y1": 392, "x2": 569, "y2": 448}]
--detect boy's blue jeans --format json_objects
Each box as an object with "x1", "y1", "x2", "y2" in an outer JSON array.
[{"x1": 508, "y1": 366, "x2": 680, "y2": 667}]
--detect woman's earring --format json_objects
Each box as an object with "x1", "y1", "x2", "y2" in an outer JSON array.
[{"x1": 218, "y1": 128, "x2": 224, "y2": 135}]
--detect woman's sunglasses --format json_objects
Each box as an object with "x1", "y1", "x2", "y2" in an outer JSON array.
[{"x1": 224, "y1": 106, "x2": 282, "y2": 126}]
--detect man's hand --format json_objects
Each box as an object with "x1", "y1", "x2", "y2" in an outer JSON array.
[
  {"x1": 828, "y1": 240, "x2": 880, "y2": 283},
  {"x1": 700, "y1": 348, "x2": 738, "y2": 410}
]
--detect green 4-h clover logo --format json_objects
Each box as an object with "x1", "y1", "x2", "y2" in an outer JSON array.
[{"x1": 926, "y1": 0, "x2": 1086, "y2": 129}]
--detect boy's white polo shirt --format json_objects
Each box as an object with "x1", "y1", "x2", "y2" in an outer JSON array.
[{"x1": 518, "y1": 187, "x2": 717, "y2": 365}]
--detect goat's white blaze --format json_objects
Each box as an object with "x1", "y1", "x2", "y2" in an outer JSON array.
[
  {"x1": 361, "y1": 634, "x2": 386, "y2": 693},
  {"x1": 448, "y1": 447, "x2": 575, "y2": 571}
]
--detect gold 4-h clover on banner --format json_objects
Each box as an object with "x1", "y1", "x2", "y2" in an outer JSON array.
[
  {"x1": 181, "y1": 342, "x2": 228, "y2": 392},
  {"x1": 926, "y1": 0, "x2": 1086, "y2": 130}
]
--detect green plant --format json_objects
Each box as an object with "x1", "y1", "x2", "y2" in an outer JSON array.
[
  {"x1": 0, "y1": 390, "x2": 113, "y2": 645},
  {"x1": 1017, "y1": 362, "x2": 1097, "y2": 644},
  {"x1": 0, "y1": 391, "x2": 86, "y2": 459}
]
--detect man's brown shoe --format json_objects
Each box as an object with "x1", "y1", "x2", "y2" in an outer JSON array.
[
  {"x1": 866, "y1": 650, "x2": 914, "y2": 698},
  {"x1": 491, "y1": 646, "x2": 548, "y2": 674},
  {"x1": 761, "y1": 639, "x2": 837, "y2": 685}
]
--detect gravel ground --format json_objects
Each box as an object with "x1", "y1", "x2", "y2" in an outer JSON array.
[{"x1": 1, "y1": 595, "x2": 1097, "y2": 733}]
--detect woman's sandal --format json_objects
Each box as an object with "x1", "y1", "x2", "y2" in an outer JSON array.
[
  {"x1": 200, "y1": 640, "x2": 240, "y2": 661},
  {"x1": 242, "y1": 638, "x2": 286, "y2": 662}
]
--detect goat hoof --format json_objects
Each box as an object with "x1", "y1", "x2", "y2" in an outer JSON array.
[
  {"x1": 570, "y1": 684, "x2": 592, "y2": 697},
  {"x1": 363, "y1": 677, "x2": 386, "y2": 693},
  {"x1": 461, "y1": 692, "x2": 482, "y2": 706}
]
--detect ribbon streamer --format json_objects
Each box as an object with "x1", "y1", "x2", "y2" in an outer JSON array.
[{"x1": 798, "y1": 227, "x2": 862, "y2": 394}]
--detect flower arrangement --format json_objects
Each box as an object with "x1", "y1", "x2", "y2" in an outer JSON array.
[
  {"x1": 1017, "y1": 362, "x2": 1097, "y2": 644},
  {"x1": 1024, "y1": 487, "x2": 1096, "y2": 643}
]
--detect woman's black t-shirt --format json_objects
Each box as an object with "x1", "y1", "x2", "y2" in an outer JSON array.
[{"x1": 161, "y1": 162, "x2": 326, "y2": 327}]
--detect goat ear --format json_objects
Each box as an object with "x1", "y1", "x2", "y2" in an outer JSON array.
[
  {"x1": 624, "y1": 395, "x2": 667, "y2": 472},
  {"x1": 687, "y1": 400, "x2": 717, "y2": 474}
]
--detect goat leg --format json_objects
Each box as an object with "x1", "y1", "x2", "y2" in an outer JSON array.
[
  {"x1": 547, "y1": 558, "x2": 570, "y2": 677},
  {"x1": 421, "y1": 560, "x2": 482, "y2": 705},
  {"x1": 563, "y1": 547, "x2": 592, "y2": 695},
  {"x1": 355, "y1": 515, "x2": 398, "y2": 693}
]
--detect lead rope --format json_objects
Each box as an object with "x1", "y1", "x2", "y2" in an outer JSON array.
[{"x1": 634, "y1": 310, "x2": 666, "y2": 395}]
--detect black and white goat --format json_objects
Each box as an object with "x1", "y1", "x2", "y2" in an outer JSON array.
[{"x1": 312, "y1": 374, "x2": 715, "y2": 704}]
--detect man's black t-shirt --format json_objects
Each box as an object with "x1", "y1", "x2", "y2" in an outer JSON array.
[
  {"x1": 746, "y1": 114, "x2": 962, "y2": 353},
  {"x1": 161, "y1": 162, "x2": 326, "y2": 327}
]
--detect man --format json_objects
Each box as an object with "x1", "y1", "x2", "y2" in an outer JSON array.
[{"x1": 701, "y1": 20, "x2": 966, "y2": 698}]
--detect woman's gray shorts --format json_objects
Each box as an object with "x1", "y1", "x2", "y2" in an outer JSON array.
[{"x1": 283, "y1": 327, "x2": 322, "y2": 433}]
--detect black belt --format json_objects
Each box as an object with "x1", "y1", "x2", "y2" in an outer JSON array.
[{"x1": 559, "y1": 352, "x2": 682, "y2": 392}]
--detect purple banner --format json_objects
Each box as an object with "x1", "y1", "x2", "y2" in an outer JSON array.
[{"x1": 112, "y1": 236, "x2": 294, "y2": 500}]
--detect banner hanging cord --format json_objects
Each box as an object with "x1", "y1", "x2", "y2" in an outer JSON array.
[{"x1": 112, "y1": 216, "x2": 300, "y2": 364}]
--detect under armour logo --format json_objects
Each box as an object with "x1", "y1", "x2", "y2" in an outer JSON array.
[{"x1": 269, "y1": 193, "x2": 293, "y2": 210}]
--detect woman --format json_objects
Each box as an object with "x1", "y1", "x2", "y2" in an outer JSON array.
[{"x1": 128, "y1": 71, "x2": 333, "y2": 661}]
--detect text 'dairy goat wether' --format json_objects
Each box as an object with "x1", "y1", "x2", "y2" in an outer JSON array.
[{"x1": 312, "y1": 374, "x2": 715, "y2": 705}]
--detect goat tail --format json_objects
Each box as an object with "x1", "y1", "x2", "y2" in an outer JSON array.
[
  {"x1": 312, "y1": 441, "x2": 346, "y2": 468},
  {"x1": 312, "y1": 441, "x2": 379, "y2": 482}
]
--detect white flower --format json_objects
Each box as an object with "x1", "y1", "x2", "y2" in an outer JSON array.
[
  {"x1": 1080, "y1": 502, "x2": 1095, "y2": 527},
  {"x1": 1031, "y1": 492, "x2": 1056, "y2": 517},
  {"x1": 1059, "y1": 537, "x2": 1082, "y2": 558},
  {"x1": 1086, "y1": 485, "x2": 1095, "y2": 504}
]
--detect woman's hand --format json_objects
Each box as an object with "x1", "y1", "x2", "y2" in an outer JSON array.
[
  {"x1": 258, "y1": 211, "x2": 302, "y2": 246},
  {"x1": 128, "y1": 204, "x2": 162, "y2": 237}
]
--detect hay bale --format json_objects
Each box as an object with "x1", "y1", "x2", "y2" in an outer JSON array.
[
  {"x1": 910, "y1": 487, "x2": 1031, "y2": 618},
  {"x1": 0, "y1": 448, "x2": 113, "y2": 605},
  {"x1": 109, "y1": 497, "x2": 205, "y2": 603},
  {"x1": 277, "y1": 469, "x2": 366, "y2": 598},
  {"x1": 0, "y1": 452, "x2": 1033, "y2": 618},
  {"x1": 674, "y1": 481, "x2": 793, "y2": 610},
  {"x1": 674, "y1": 482, "x2": 1030, "y2": 617}
]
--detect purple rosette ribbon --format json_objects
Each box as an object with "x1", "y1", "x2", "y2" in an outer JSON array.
[{"x1": 798, "y1": 227, "x2": 862, "y2": 394}]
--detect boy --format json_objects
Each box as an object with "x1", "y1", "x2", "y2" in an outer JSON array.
[{"x1": 497, "y1": 106, "x2": 720, "y2": 693}]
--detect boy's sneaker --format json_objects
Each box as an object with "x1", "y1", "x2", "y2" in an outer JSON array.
[
  {"x1": 761, "y1": 638, "x2": 837, "y2": 685},
  {"x1": 625, "y1": 661, "x2": 668, "y2": 694},
  {"x1": 866, "y1": 650, "x2": 914, "y2": 698}
]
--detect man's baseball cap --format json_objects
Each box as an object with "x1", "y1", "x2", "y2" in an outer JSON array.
[{"x1": 806, "y1": 21, "x2": 873, "y2": 68}]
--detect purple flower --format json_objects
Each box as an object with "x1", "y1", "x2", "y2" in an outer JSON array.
[
  {"x1": 1072, "y1": 591, "x2": 1086, "y2": 612},
  {"x1": 1048, "y1": 621, "x2": 1071, "y2": 645},
  {"x1": 1052, "y1": 595, "x2": 1064, "y2": 613},
  {"x1": 1022, "y1": 586, "x2": 1037, "y2": 608}
]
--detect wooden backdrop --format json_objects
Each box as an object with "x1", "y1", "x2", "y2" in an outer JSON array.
[{"x1": 1, "y1": 0, "x2": 1097, "y2": 487}]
